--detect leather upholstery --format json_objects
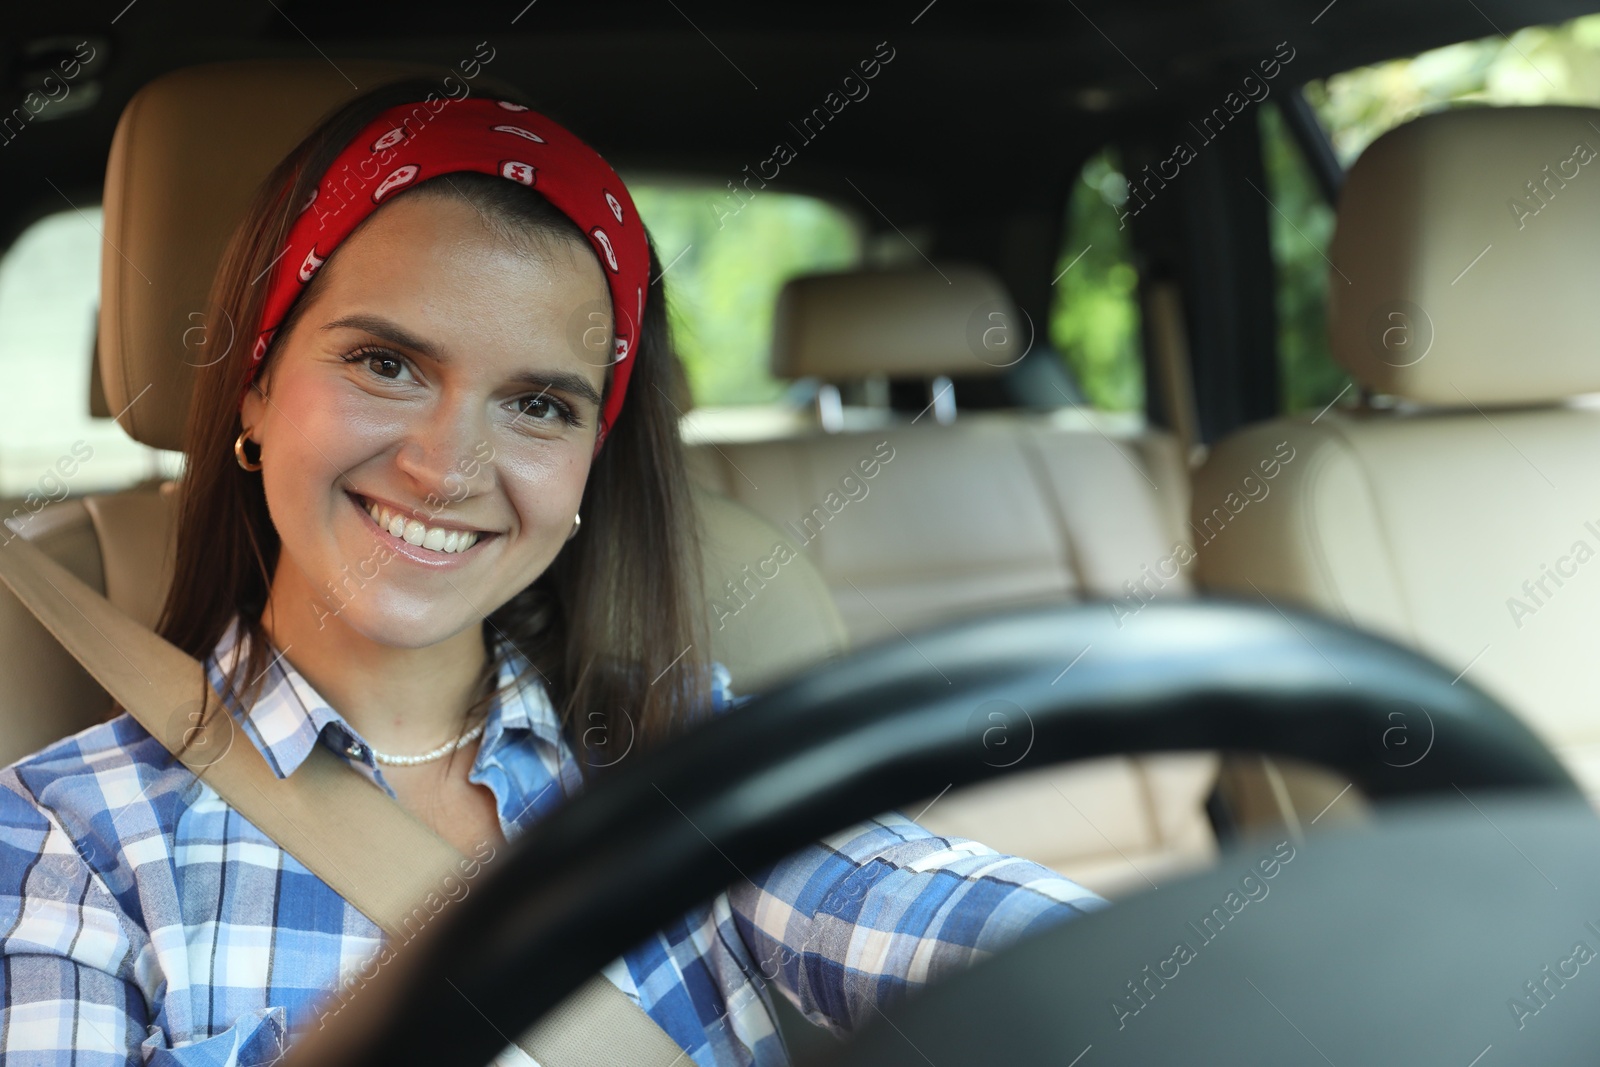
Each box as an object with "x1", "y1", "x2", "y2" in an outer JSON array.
[
  {"x1": 1196, "y1": 106, "x2": 1600, "y2": 817},
  {"x1": 1328, "y1": 105, "x2": 1600, "y2": 406},
  {"x1": 99, "y1": 59, "x2": 453, "y2": 451},
  {"x1": 689, "y1": 416, "x2": 1195, "y2": 641},
  {"x1": 692, "y1": 268, "x2": 1221, "y2": 897},
  {"x1": 1196, "y1": 408, "x2": 1600, "y2": 799},
  {"x1": 83, "y1": 483, "x2": 179, "y2": 631},
  {"x1": 771, "y1": 265, "x2": 1016, "y2": 380},
  {"x1": 0, "y1": 498, "x2": 116, "y2": 764},
  {"x1": 695, "y1": 488, "x2": 850, "y2": 691}
]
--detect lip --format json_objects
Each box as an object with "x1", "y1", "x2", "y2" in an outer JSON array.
[{"x1": 345, "y1": 490, "x2": 497, "y2": 569}]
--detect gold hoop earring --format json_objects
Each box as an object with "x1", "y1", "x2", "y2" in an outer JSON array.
[
  {"x1": 567, "y1": 513, "x2": 581, "y2": 541},
  {"x1": 234, "y1": 430, "x2": 263, "y2": 472}
]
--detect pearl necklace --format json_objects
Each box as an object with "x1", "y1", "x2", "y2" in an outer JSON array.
[{"x1": 367, "y1": 720, "x2": 488, "y2": 767}]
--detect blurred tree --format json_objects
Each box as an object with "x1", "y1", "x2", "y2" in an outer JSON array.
[
  {"x1": 1310, "y1": 15, "x2": 1600, "y2": 166},
  {"x1": 1049, "y1": 150, "x2": 1144, "y2": 412}
]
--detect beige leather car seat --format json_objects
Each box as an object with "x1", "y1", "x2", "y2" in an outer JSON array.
[
  {"x1": 1193, "y1": 105, "x2": 1600, "y2": 819},
  {"x1": 0, "y1": 60, "x2": 846, "y2": 765},
  {"x1": 688, "y1": 266, "x2": 1219, "y2": 896}
]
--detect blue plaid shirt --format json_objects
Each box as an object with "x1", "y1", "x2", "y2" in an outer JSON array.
[{"x1": 0, "y1": 616, "x2": 1106, "y2": 1065}]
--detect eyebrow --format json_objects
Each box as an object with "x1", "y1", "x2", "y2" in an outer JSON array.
[{"x1": 320, "y1": 313, "x2": 605, "y2": 408}]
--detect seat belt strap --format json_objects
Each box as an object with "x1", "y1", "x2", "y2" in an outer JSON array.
[{"x1": 0, "y1": 532, "x2": 686, "y2": 1066}]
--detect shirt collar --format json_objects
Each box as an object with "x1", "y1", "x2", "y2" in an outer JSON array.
[
  {"x1": 204, "y1": 615, "x2": 568, "y2": 779},
  {"x1": 478, "y1": 632, "x2": 569, "y2": 756}
]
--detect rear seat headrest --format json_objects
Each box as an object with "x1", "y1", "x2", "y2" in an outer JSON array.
[
  {"x1": 1329, "y1": 105, "x2": 1600, "y2": 407},
  {"x1": 771, "y1": 264, "x2": 1019, "y2": 381},
  {"x1": 99, "y1": 59, "x2": 460, "y2": 452}
]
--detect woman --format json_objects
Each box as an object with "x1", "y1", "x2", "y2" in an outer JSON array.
[{"x1": 0, "y1": 78, "x2": 1106, "y2": 1065}]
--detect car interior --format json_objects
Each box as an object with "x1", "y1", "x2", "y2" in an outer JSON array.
[{"x1": 6, "y1": 0, "x2": 1600, "y2": 1061}]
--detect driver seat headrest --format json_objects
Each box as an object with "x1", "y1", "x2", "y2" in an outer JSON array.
[{"x1": 98, "y1": 59, "x2": 471, "y2": 452}]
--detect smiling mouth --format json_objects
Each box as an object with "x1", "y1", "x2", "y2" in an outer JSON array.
[{"x1": 346, "y1": 490, "x2": 494, "y2": 555}]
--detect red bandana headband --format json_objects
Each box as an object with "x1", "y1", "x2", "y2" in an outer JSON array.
[{"x1": 245, "y1": 96, "x2": 649, "y2": 450}]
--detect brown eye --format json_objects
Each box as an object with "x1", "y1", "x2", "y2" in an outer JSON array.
[
  {"x1": 341, "y1": 346, "x2": 411, "y2": 381},
  {"x1": 368, "y1": 354, "x2": 404, "y2": 379},
  {"x1": 519, "y1": 395, "x2": 555, "y2": 419},
  {"x1": 511, "y1": 391, "x2": 579, "y2": 428}
]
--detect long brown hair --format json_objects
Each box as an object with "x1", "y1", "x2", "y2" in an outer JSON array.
[{"x1": 158, "y1": 78, "x2": 711, "y2": 781}]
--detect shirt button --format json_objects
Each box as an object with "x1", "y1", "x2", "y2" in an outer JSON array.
[{"x1": 346, "y1": 742, "x2": 365, "y2": 760}]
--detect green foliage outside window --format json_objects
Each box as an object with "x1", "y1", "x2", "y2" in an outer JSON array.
[
  {"x1": 1259, "y1": 103, "x2": 1346, "y2": 414},
  {"x1": 1311, "y1": 15, "x2": 1600, "y2": 166},
  {"x1": 1048, "y1": 151, "x2": 1144, "y2": 412}
]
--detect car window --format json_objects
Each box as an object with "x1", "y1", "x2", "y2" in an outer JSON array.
[
  {"x1": 627, "y1": 182, "x2": 862, "y2": 408},
  {"x1": 1259, "y1": 101, "x2": 1348, "y2": 415},
  {"x1": 0, "y1": 208, "x2": 179, "y2": 502},
  {"x1": 1049, "y1": 148, "x2": 1144, "y2": 415}
]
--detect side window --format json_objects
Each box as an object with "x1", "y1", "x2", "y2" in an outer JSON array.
[
  {"x1": 1259, "y1": 101, "x2": 1347, "y2": 414},
  {"x1": 0, "y1": 209, "x2": 178, "y2": 503},
  {"x1": 1048, "y1": 149, "x2": 1144, "y2": 414},
  {"x1": 627, "y1": 183, "x2": 862, "y2": 408}
]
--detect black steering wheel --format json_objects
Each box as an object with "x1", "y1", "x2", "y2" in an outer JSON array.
[{"x1": 283, "y1": 598, "x2": 1582, "y2": 1066}]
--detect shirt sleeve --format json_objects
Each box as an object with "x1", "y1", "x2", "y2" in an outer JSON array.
[
  {"x1": 708, "y1": 667, "x2": 1110, "y2": 1036},
  {"x1": 728, "y1": 811, "x2": 1108, "y2": 1036},
  {"x1": 0, "y1": 780, "x2": 289, "y2": 1067}
]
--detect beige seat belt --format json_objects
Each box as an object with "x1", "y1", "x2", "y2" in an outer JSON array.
[{"x1": 0, "y1": 532, "x2": 687, "y2": 1066}]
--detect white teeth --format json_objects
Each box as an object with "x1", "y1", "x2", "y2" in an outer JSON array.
[{"x1": 362, "y1": 497, "x2": 482, "y2": 554}]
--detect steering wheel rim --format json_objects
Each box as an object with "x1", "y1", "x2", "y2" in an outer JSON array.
[{"x1": 285, "y1": 597, "x2": 1576, "y2": 1067}]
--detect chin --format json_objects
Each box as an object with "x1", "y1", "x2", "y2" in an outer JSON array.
[{"x1": 315, "y1": 593, "x2": 479, "y2": 650}]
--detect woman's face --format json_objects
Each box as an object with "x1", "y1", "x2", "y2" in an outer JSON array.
[{"x1": 241, "y1": 191, "x2": 612, "y2": 649}]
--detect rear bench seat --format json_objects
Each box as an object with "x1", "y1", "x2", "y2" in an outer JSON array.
[{"x1": 686, "y1": 265, "x2": 1217, "y2": 898}]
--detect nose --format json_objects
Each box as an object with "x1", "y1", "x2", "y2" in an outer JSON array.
[{"x1": 392, "y1": 398, "x2": 493, "y2": 508}]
